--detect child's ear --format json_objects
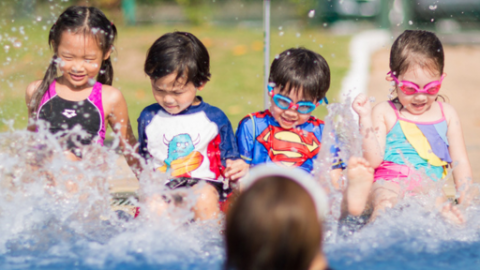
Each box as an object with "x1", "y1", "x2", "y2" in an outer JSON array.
[
  {"x1": 103, "y1": 46, "x2": 113, "y2": 61},
  {"x1": 385, "y1": 75, "x2": 394, "y2": 82},
  {"x1": 196, "y1": 81, "x2": 207, "y2": 91}
]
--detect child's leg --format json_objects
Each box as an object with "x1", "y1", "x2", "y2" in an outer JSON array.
[
  {"x1": 192, "y1": 182, "x2": 220, "y2": 221},
  {"x1": 435, "y1": 195, "x2": 464, "y2": 224},
  {"x1": 370, "y1": 181, "x2": 401, "y2": 221},
  {"x1": 341, "y1": 157, "x2": 374, "y2": 217}
]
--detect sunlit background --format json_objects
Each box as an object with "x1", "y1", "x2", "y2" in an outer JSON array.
[{"x1": 1, "y1": 1, "x2": 480, "y2": 269}]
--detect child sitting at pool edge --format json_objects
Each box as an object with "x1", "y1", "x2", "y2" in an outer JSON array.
[
  {"x1": 228, "y1": 47, "x2": 375, "y2": 216},
  {"x1": 137, "y1": 31, "x2": 244, "y2": 221},
  {"x1": 352, "y1": 30, "x2": 471, "y2": 223}
]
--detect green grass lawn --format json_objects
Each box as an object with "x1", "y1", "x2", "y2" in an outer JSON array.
[{"x1": 0, "y1": 22, "x2": 350, "y2": 138}]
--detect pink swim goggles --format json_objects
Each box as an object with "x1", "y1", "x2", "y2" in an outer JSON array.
[{"x1": 388, "y1": 71, "x2": 445, "y2": 95}]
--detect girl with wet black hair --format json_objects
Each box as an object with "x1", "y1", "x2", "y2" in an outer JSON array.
[{"x1": 25, "y1": 6, "x2": 138, "y2": 172}]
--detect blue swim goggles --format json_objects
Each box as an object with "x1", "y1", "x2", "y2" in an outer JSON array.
[{"x1": 268, "y1": 85, "x2": 328, "y2": 114}]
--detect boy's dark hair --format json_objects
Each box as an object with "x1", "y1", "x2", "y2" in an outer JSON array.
[
  {"x1": 144, "y1": 31, "x2": 211, "y2": 88},
  {"x1": 225, "y1": 176, "x2": 322, "y2": 270},
  {"x1": 30, "y1": 6, "x2": 117, "y2": 115},
  {"x1": 390, "y1": 30, "x2": 444, "y2": 77},
  {"x1": 269, "y1": 48, "x2": 330, "y2": 102}
]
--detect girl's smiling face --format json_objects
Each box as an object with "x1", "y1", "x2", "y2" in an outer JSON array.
[
  {"x1": 56, "y1": 31, "x2": 110, "y2": 89},
  {"x1": 395, "y1": 65, "x2": 444, "y2": 115}
]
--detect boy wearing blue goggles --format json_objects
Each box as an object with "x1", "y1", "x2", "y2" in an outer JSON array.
[
  {"x1": 268, "y1": 85, "x2": 328, "y2": 115},
  {"x1": 230, "y1": 48, "x2": 341, "y2": 182}
]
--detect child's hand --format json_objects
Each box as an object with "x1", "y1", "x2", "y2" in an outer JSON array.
[
  {"x1": 225, "y1": 159, "x2": 249, "y2": 182},
  {"x1": 352, "y1": 93, "x2": 372, "y2": 118}
]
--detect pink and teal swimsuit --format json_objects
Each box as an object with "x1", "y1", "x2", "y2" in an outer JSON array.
[
  {"x1": 37, "y1": 80, "x2": 106, "y2": 149},
  {"x1": 374, "y1": 101, "x2": 451, "y2": 184}
]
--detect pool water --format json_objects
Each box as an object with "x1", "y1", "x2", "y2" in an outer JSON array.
[{"x1": 1, "y1": 104, "x2": 480, "y2": 270}]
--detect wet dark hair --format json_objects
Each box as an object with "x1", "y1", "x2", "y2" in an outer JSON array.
[
  {"x1": 144, "y1": 31, "x2": 211, "y2": 87},
  {"x1": 390, "y1": 30, "x2": 444, "y2": 77},
  {"x1": 269, "y1": 48, "x2": 330, "y2": 102},
  {"x1": 225, "y1": 176, "x2": 322, "y2": 270},
  {"x1": 29, "y1": 6, "x2": 117, "y2": 116},
  {"x1": 390, "y1": 30, "x2": 445, "y2": 104}
]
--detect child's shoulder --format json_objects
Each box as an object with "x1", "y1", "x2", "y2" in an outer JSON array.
[
  {"x1": 101, "y1": 84, "x2": 125, "y2": 101},
  {"x1": 372, "y1": 100, "x2": 397, "y2": 115},
  {"x1": 139, "y1": 103, "x2": 162, "y2": 118},
  {"x1": 305, "y1": 115, "x2": 325, "y2": 126},
  {"x1": 26, "y1": 80, "x2": 43, "y2": 98},
  {"x1": 437, "y1": 101, "x2": 459, "y2": 122},
  {"x1": 238, "y1": 110, "x2": 274, "y2": 129}
]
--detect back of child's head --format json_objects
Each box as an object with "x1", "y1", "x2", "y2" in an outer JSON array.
[
  {"x1": 390, "y1": 30, "x2": 444, "y2": 77},
  {"x1": 269, "y1": 48, "x2": 330, "y2": 102},
  {"x1": 225, "y1": 167, "x2": 325, "y2": 270},
  {"x1": 144, "y1": 31, "x2": 211, "y2": 88},
  {"x1": 30, "y1": 6, "x2": 117, "y2": 114}
]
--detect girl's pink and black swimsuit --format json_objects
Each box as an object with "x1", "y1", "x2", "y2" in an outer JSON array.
[{"x1": 37, "y1": 80, "x2": 106, "y2": 151}]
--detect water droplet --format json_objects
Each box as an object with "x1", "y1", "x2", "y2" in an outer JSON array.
[
  {"x1": 319, "y1": 44, "x2": 323, "y2": 48},
  {"x1": 3, "y1": 45, "x2": 10, "y2": 53},
  {"x1": 429, "y1": 5, "x2": 437, "y2": 10},
  {"x1": 431, "y1": 18, "x2": 435, "y2": 22},
  {"x1": 88, "y1": 78, "x2": 96, "y2": 86},
  {"x1": 42, "y1": 26, "x2": 47, "y2": 31},
  {"x1": 331, "y1": 53, "x2": 335, "y2": 58},
  {"x1": 279, "y1": 31, "x2": 284, "y2": 36},
  {"x1": 296, "y1": 33, "x2": 301, "y2": 38},
  {"x1": 36, "y1": 16, "x2": 42, "y2": 22},
  {"x1": 278, "y1": 26, "x2": 283, "y2": 30},
  {"x1": 6, "y1": 57, "x2": 11, "y2": 62},
  {"x1": 323, "y1": 23, "x2": 328, "y2": 27},
  {"x1": 369, "y1": 97, "x2": 376, "y2": 103},
  {"x1": 11, "y1": 27, "x2": 16, "y2": 32},
  {"x1": 13, "y1": 40, "x2": 21, "y2": 48},
  {"x1": 308, "y1": 10, "x2": 315, "y2": 18},
  {"x1": 408, "y1": 20, "x2": 413, "y2": 25}
]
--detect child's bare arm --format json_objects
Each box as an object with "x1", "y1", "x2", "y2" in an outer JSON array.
[
  {"x1": 225, "y1": 159, "x2": 250, "y2": 182},
  {"x1": 103, "y1": 86, "x2": 141, "y2": 178},
  {"x1": 352, "y1": 94, "x2": 387, "y2": 168},
  {"x1": 25, "y1": 80, "x2": 42, "y2": 131},
  {"x1": 444, "y1": 103, "x2": 472, "y2": 204}
]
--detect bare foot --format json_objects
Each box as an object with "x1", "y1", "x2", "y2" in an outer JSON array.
[
  {"x1": 345, "y1": 157, "x2": 374, "y2": 216},
  {"x1": 441, "y1": 203, "x2": 465, "y2": 225}
]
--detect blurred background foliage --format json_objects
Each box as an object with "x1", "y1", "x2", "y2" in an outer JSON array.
[
  {"x1": 0, "y1": 0, "x2": 352, "y2": 136},
  {"x1": 1, "y1": 0, "x2": 479, "y2": 135}
]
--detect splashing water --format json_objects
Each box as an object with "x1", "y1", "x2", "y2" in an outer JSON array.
[
  {"x1": 315, "y1": 99, "x2": 480, "y2": 269},
  {"x1": 0, "y1": 126, "x2": 225, "y2": 270}
]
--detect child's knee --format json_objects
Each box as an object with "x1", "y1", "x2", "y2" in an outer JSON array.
[
  {"x1": 194, "y1": 182, "x2": 220, "y2": 205},
  {"x1": 192, "y1": 182, "x2": 220, "y2": 220}
]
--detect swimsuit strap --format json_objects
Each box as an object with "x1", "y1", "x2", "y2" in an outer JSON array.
[
  {"x1": 387, "y1": 100, "x2": 400, "y2": 119},
  {"x1": 37, "y1": 80, "x2": 58, "y2": 118},
  {"x1": 437, "y1": 101, "x2": 446, "y2": 120},
  {"x1": 87, "y1": 82, "x2": 106, "y2": 145}
]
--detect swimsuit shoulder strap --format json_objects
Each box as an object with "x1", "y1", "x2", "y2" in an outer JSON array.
[
  {"x1": 437, "y1": 101, "x2": 446, "y2": 120},
  {"x1": 387, "y1": 100, "x2": 400, "y2": 119},
  {"x1": 37, "y1": 80, "x2": 58, "y2": 115},
  {"x1": 87, "y1": 82, "x2": 106, "y2": 145}
]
